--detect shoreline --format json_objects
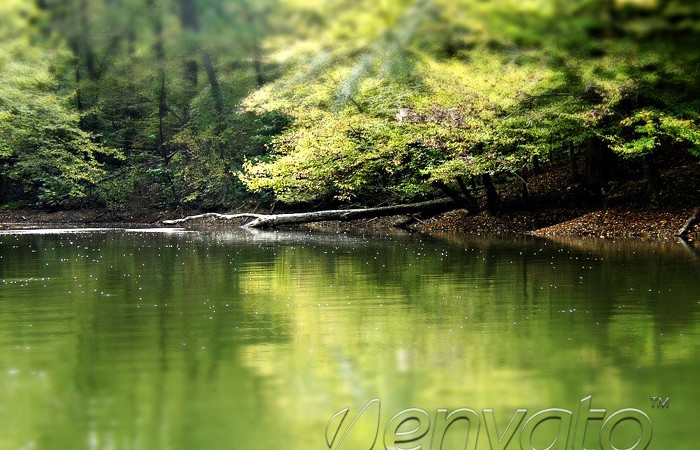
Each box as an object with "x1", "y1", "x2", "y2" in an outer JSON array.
[
  {"x1": 415, "y1": 205, "x2": 699, "y2": 242},
  {"x1": 1, "y1": 205, "x2": 697, "y2": 245},
  {"x1": 2, "y1": 149, "x2": 697, "y2": 244}
]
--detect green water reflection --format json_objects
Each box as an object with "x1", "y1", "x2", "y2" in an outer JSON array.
[{"x1": 0, "y1": 229, "x2": 697, "y2": 449}]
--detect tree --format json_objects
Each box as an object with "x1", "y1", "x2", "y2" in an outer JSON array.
[
  {"x1": 240, "y1": 0, "x2": 700, "y2": 211},
  {"x1": 32, "y1": 0, "x2": 290, "y2": 209},
  {"x1": 3, "y1": 0, "x2": 698, "y2": 212},
  {"x1": 0, "y1": 0, "x2": 121, "y2": 208}
]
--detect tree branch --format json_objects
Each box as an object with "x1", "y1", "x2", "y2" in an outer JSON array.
[{"x1": 163, "y1": 198, "x2": 459, "y2": 228}]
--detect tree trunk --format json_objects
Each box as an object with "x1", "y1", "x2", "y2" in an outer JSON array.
[
  {"x1": 434, "y1": 181, "x2": 478, "y2": 213},
  {"x1": 644, "y1": 152, "x2": 662, "y2": 202},
  {"x1": 676, "y1": 208, "x2": 700, "y2": 238},
  {"x1": 178, "y1": 0, "x2": 223, "y2": 116},
  {"x1": 583, "y1": 136, "x2": 617, "y2": 198},
  {"x1": 599, "y1": 0, "x2": 619, "y2": 36},
  {"x1": 253, "y1": 49, "x2": 265, "y2": 87},
  {"x1": 203, "y1": 52, "x2": 223, "y2": 114},
  {"x1": 656, "y1": 0, "x2": 671, "y2": 13},
  {"x1": 569, "y1": 142, "x2": 579, "y2": 182},
  {"x1": 241, "y1": 0, "x2": 265, "y2": 86},
  {"x1": 79, "y1": 0, "x2": 98, "y2": 80},
  {"x1": 456, "y1": 177, "x2": 480, "y2": 212},
  {"x1": 71, "y1": 41, "x2": 85, "y2": 129},
  {"x1": 163, "y1": 198, "x2": 459, "y2": 228},
  {"x1": 481, "y1": 173, "x2": 501, "y2": 214},
  {"x1": 147, "y1": 0, "x2": 168, "y2": 160},
  {"x1": 178, "y1": 0, "x2": 200, "y2": 123},
  {"x1": 520, "y1": 172, "x2": 530, "y2": 206}
]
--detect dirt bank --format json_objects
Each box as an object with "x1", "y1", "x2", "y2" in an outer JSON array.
[
  {"x1": 1, "y1": 156, "x2": 698, "y2": 243},
  {"x1": 414, "y1": 152, "x2": 699, "y2": 243},
  {"x1": 0, "y1": 207, "x2": 166, "y2": 226},
  {"x1": 416, "y1": 206, "x2": 698, "y2": 241}
]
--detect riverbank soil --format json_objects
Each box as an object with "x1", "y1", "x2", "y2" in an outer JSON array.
[
  {"x1": 417, "y1": 153, "x2": 699, "y2": 242},
  {"x1": 0, "y1": 207, "x2": 167, "y2": 226},
  {"x1": 0, "y1": 154, "x2": 698, "y2": 242}
]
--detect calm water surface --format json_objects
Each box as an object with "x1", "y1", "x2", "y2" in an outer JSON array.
[{"x1": 0, "y1": 228, "x2": 698, "y2": 449}]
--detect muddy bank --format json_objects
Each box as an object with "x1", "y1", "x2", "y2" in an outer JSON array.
[
  {"x1": 415, "y1": 153, "x2": 700, "y2": 243},
  {"x1": 1, "y1": 156, "x2": 697, "y2": 244},
  {"x1": 414, "y1": 206, "x2": 699, "y2": 242},
  {"x1": 0, "y1": 208, "x2": 167, "y2": 227},
  {"x1": 3, "y1": 204, "x2": 695, "y2": 242}
]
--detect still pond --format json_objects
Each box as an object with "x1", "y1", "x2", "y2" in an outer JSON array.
[{"x1": 0, "y1": 228, "x2": 698, "y2": 449}]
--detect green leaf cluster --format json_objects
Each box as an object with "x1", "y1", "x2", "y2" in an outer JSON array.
[
  {"x1": 0, "y1": 0, "x2": 121, "y2": 207},
  {"x1": 239, "y1": 0, "x2": 700, "y2": 205}
]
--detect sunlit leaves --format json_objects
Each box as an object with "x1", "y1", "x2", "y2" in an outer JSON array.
[
  {"x1": 239, "y1": 0, "x2": 700, "y2": 206},
  {"x1": 0, "y1": 0, "x2": 121, "y2": 207},
  {"x1": 240, "y1": 112, "x2": 438, "y2": 203},
  {"x1": 614, "y1": 109, "x2": 700, "y2": 158},
  {"x1": 3, "y1": 0, "x2": 699, "y2": 208}
]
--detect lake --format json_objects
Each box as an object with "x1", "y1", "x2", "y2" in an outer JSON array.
[{"x1": 0, "y1": 228, "x2": 698, "y2": 449}]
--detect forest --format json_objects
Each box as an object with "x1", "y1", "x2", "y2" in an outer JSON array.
[{"x1": 1, "y1": 0, "x2": 698, "y2": 218}]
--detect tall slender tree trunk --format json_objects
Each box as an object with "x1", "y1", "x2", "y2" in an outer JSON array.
[
  {"x1": 78, "y1": 0, "x2": 98, "y2": 80},
  {"x1": 178, "y1": 0, "x2": 223, "y2": 118},
  {"x1": 178, "y1": 0, "x2": 199, "y2": 123},
  {"x1": 147, "y1": 0, "x2": 168, "y2": 163},
  {"x1": 656, "y1": 0, "x2": 671, "y2": 13},
  {"x1": 253, "y1": 48, "x2": 265, "y2": 87},
  {"x1": 456, "y1": 177, "x2": 479, "y2": 212},
  {"x1": 182, "y1": 59, "x2": 198, "y2": 123},
  {"x1": 433, "y1": 180, "x2": 478, "y2": 213},
  {"x1": 203, "y1": 52, "x2": 223, "y2": 114},
  {"x1": 520, "y1": 171, "x2": 530, "y2": 206},
  {"x1": 158, "y1": 75, "x2": 168, "y2": 159},
  {"x1": 64, "y1": 0, "x2": 95, "y2": 130},
  {"x1": 599, "y1": 0, "x2": 620, "y2": 36},
  {"x1": 569, "y1": 142, "x2": 580, "y2": 182},
  {"x1": 147, "y1": 0, "x2": 169, "y2": 160},
  {"x1": 241, "y1": 0, "x2": 265, "y2": 87},
  {"x1": 71, "y1": 41, "x2": 85, "y2": 129}
]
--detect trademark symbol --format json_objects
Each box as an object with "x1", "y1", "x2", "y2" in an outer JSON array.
[{"x1": 650, "y1": 396, "x2": 670, "y2": 408}]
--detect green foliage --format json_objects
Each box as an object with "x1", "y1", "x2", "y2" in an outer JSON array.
[
  {"x1": 614, "y1": 110, "x2": 700, "y2": 158},
  {"x1": 0, "y1": 0, "x2": 121, "y2": 208},
  {"x1": 241, "y1": 112, "x2": 438, "y2": 203},
  {"x1": 2, "y1": 0, "x2": 698, "y2": 210},
  {"x1": 162, "y1": 107, "x2": 291, "y2": 208},
  {"x1": 240, "y1": 0, "x2": 700, "y2": 205},
  {"x1": 17, "y1": 0, "x2": 298, "y2": 210}
]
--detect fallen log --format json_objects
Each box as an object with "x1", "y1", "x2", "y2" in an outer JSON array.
[
  {"x1": 676, "y1": 207, "x2": 700, "y2": 238},
  {"x1": 163, "y1": 198, "x2": 458, "y2": 229}
]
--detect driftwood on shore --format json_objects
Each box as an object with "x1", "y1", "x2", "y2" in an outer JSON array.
[
  {"x1": 676, "y1": 207, "x2": 700, "y2": 238},
  {"x1": 162, "y1": 198, "x2": 458, "y2": 229}
]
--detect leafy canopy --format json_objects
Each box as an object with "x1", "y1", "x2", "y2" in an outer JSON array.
[{"x1": 0, "y1": 0, "x2": 121, "y2": 207}]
